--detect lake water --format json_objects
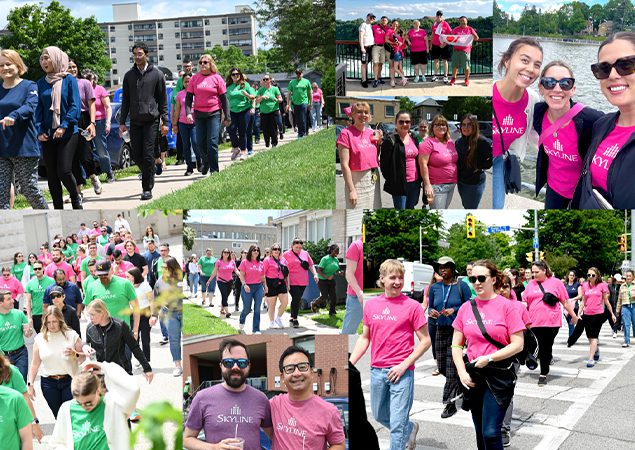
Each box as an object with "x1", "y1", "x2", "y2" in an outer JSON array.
[{"x1": 494, "y1": 37, "x2": 615, "y2": 113}]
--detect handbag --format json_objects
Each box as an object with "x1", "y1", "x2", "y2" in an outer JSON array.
[
  {"x1": 493, "y1": 108, "x2": 522, "y2": 194},
  {"x1": 537, "y1": 282, "x2": 559, "y2": 307},
  {"x1": 292, "y1": 251, "x2": 310, "y2": 271},
  {"x1": 273, "y1": 256, "x2": 289, "y2": 277}
]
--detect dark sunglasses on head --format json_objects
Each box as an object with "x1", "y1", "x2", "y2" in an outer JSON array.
[
  {"x1": 469, "y1": 275, "x2": 488, "y2": 283},
  {"x1": 221, "y1": 358, "x2": 249, "y2": 369},
  {"x1": 539, "y1": 77, "x2": 575, "y2": 91},
  {"x1": 591, "y1": 55, "x2": 635, "y2": 80},
  {"x1": 587, "y1": 273, "x2": 596, "y2": 278},
  {"x1": 398, "y1": 120, "x2": 411, "y2": 125}
]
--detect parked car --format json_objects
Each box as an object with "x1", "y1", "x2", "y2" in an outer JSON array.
[
  {"x1": 478, "y1": 120, "x2": 493, "y2": 140},
  {"x1": 401, "y1": 261, "x2": 435, "y2": 302}
]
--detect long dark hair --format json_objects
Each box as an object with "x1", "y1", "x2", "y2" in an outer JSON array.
[
  {"x1": 598, "y1": 31, "x2": 635, "y2": 56},
  {"x1": 461, "y1": 114, "x2": 480, "y2": 170}
]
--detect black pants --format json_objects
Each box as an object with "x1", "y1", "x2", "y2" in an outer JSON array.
[
  {"x1": 175, "y1": 132, "x2": 183, "y2": 161},
  {"x1": 130, "y1": 119, "x2": 158, "y2": 192},
  {"x1": 136, "y1": 312, "x2": 151, "y2": 362},
  {"x1": 72, "y1": 110, "x2": 96, "y2": 185},
  {"x1": 32, "y1": 315, "x2": 42, "y2": 334},
  {"x1": 42, "y1": 134, "x2": 81, "y2": 209},
  {"x1": 41, "y1": 375, "x2": 72, "y2": 418},
  {"x1": 233, "y1": 277, "x2": 242, "y2": 309},
  {"x1": 349, "y1": 362, "x2": 380, "y2": 449},
  {"x1": 260, "y1": 111, "x2": 279, "y2": 147},
  {"x1": 218, "y1": 279, "x2": 233, "y2": 307},
  {"x1": 316, "y1": 279, "x2": 337, "y2": 314},
  {"x1": 289, "y1": 285, "x2": 306, "y2": 319},
  {"x1": 530, "y1": 327, "x2": 560, "y2": 376}
]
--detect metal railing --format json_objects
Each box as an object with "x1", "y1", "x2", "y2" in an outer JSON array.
[{"x1": 336, "y1": 38, "x2": 493, "y2": 79}]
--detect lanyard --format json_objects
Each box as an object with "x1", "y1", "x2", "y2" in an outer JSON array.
[{"x1": 442, "y1": 282, "x2": 454, "y2": 309}]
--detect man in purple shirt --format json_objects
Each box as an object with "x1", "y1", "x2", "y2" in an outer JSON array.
[{"x1": 183, "y1": 339, "x2": 272, "y2": 449}]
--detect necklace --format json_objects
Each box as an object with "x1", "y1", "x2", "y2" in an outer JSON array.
[{"x1": 547, "y1": 110, "x2": 570, "y2": 138}]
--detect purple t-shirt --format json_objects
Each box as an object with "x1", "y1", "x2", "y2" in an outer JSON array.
[
  {"x1": 185, "y1": 384, "x2": 272, "y2": 450},
  {"x1": 77, "y1": 78, "x2": 95, "y2": 112}
]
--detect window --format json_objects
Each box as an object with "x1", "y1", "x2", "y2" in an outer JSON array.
[
  {"x1": 111, "y1": 48, "x2": 116, "y2": 53},
  {"x1": 112, "y1": 69, "x2": 118, "y2": 75},
  {"x1": 294, "y1": 336, "x2": 315, "y2": 360},
  {"x1": 282, "y1": 225, "x2": 299, "y2": 249},
  {"x1": 175, "y1": 32, "x2": 180, "y2": 38},
  {"x1": 110, "y1": 25, "x2": 116, "y2": 32},
  {"x1": 129, "y1": 35, "x2": 134, "y2": 42},
  {"x1": 177, "y1": 54, "x2": 181, "y2": 60},
  {"x1": 159, "y1": 55, "x2": 164, "y2": 61},
  {"x1": 111, "y1": 58, "x2": 117, "y2": 64},
  {"x1": 110, "y1": 37, "x2": 116, "y2": 43},
  {"x1": 222, "y1": 18, "x2": 227, "y2": 24},
  {"x1": 307, "y1": 216, "x2": 332, "y2": 243},
  {"x1": 158, "y1": 33, "x2": 163, "y2": 39},
  {"x1": 385, "y1": 105, "x2": 395, "y2": 117},
  {"x1": 232, "y1": 242, "x2": 242, "y2": 249},
  {"x1": 205, "y1": 30, "x2": 211, "y2": 36},
  {"x1": 128, "y1": 24, "x2": 132, "y2": 30},
  {"x1": 338, "y1": 102, "x2": 350, "y2": 116},
  {"x1": 223, "y1": 40, "x2": 228, "y2": 46},
  {"x1": 159, "y1": 44, "x2": 164, "y2": 50},
  {"x1": 176, "y1": 43, "x2": 181, "y2": 49},
  {"x1": 204, "y1": 19, "x2": 210, "y2": 25},
  {"x1": 206, "y1": 41, "x2": 211, "y2": 47},
  {"x1": 222, "y1": 29, "x2": 227, "y2": 35},
  {"x1": 177, "y1": 64, "x2": 182, "y2": 70},
  {"x1": 174, "y1": 21, "x2": 179, "y2": 27},
  {"x1": 129, "y1": 57, "x2": 133, "y2": 63},
  {"x1": 158, "y1": 23, "x2": 163, "y2": 29},
  {"x1": 229, "y1": 27, "x2": 251, "y2": 36}
]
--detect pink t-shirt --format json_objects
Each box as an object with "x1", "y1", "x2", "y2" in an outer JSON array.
[
  {"x1": 270, "y1": 394, "x2": 345, "y2": 450},
  {"x1": 408, "y1": 28, "x2": 428, "y2": 52},
  {"x1": 419, "y1": 137, "x2": 458, "y2": 184},
  {"x1": 453, "y1": 296, "x2": 526, "y2": 360},
  {"x1": 214, "y1": 259, "x2": 236, "y2": 283},
  {"x1": 311, "y1": 88, "x2": 323, "y2": 103},
  {"x1": 93, "y1": 85, "x2": 109, "y2": 121},
  {"x1": 511, "y1": 299, "x2": 531, "y2": 326},
  {"x1": 115, "y1": 243, "x2": 140, "y2": 255},
  {"x1": 404, "y1": 137, "x2": 419, "y2": 182},
  {"x1": 542, "y1": 116, "x2": 581, "y2": 199},
  {"x1": 371, "y1": 24, "x2": 388, "y2": 44},
  {"x1": 363, "y1": 293, "x2": 427, "y2": 369},
  {"x1": 239, "y1": 259, "x2": 264, "y2": 285},
  {"x1": 176, "y1": 90, "x2": 194, "y2": 124},
  {"x1": 38, "y1": 253, "x2": 52, "y2": 266},
  {"x1": 522, "y1": 277, "x2": 568, "y2": 328},
  {"x1": 282, "y1": 250, "x2": 314, "y2": 286},
  {"x1": 492, "y1": 82, "x2": 529, "y2": 157},
  {"x1": 431, "y1": 21, "x2": 452, "y2": 46},
  {"x1": 187, "y1": 72, "x2": 227, "y2": 113},
  {"x1": 0, "y1": 276, "x2": 24, "y2": 299},
  {"x1": 345, "y1": 240, "x2": 363, "y2": 296},
  {"x1": 262, "y1": 256, "x2": 288, "y2": 280},
  {"x1": 336, "y1": 126, "x2": 379, "y2": 171},
  {"x1": 44, "y1": 261, "x2": 74, "y2": 281},
  {"x1": 452, "y1": 25, "x2": 476, "y2": 52},
  {"x1": 114, "y1": 260, "x2": 134, "y2": 278},
  {"x1": 582, "y1": 281, "x2": 608, "y2": 315},
  {"x1": 590, "y1": 124, "x2": 635, "y2": 192}
]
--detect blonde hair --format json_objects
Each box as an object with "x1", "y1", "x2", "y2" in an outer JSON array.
[
  {"x1": 0, "y1": 49, "x2": 27, "y2": 76},
  {"x1": 378, "y1": 259, "x2": 405, "y2": 288},
  {"x1": 350, "y1": 102, "x2": 371, "y2": 126},
  {"x1": 71, "y1": 371, "x2": 100, "y2": 397},
  {"x1": 87, "y1": 299, "x2": 111, "y2": 320},
  {"x1": 41, "y1": 305, "x2": 70, "y2": 341},
  {"x1": 199, "y1": 54, "x2": 218, "y2": 74}
]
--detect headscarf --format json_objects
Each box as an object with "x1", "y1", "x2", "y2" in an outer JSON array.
[{"x1": 43, "y1": 46, "x2": 69, "y2": 129}]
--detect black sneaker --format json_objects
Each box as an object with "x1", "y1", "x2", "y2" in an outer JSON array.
[
  {"x1": 140, "y1": 191, "x2": 153, "y2": 200},
  {"x1": 538, "y1": 375, "x2": 547, "y2": 386},
  {"x1": 361, "y1": 80, "x2": 369, "y2": 88},
  {"x1": 291, "y1": 319, "x2": 299, "y2": 328},
  {"x1": 201, "y1": 164, "x2": 209, "y2": 175},
  {"x1": 160, "y1": 337, "x2": 169, "y2": 345},
  {"x1": 184, "y1": 170, "x2": 193, "y2": 176},
  {"x1": 379, "y1": 79, "x2": 386, "y2": 84},
  {"x1": 279, "y1": 133, "x2": 284, "y2": 140},
  {"x1": 502, "y1": 430, "x2": 511, "y2": 447},
  {"x1": 441, "y1": 402, "x2": 457, "y2": 418}
]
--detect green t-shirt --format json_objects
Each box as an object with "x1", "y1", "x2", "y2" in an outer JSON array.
[
  {"x1": 227, "y1": 83, "x2": 255, "y2": 113},
  {"x1": 97, "y1": 235, "x2": 110, "y2": 247},
  {"x1": 288, "y1": 78, "x2": 311, "y2": 106},
  {"x1": 257, "y1": 86, "x2": 282, "y2": 114},
  {"x1": 62, "y1": 246, "x2": 76, "y2": 264},
  {"x1": 317, "y1": 255, "x2": 340, "y2": 280},
  {"x1": 84, "y1": 277, "x2": 137, "y2": 325},
  {"x1": 25, "y1": 276, "x2": 55, "y2": 316},
  {"x1": 198, "y1": 256, "x2": 216, "y2": 276},
  {"x1": 0, "y1": 385, "x2": 32, "y2": 450},
  {"x1": 83, "y1": 274, "x2": 99, "y2": 292},
  {"x1": 11, "y1": 262, "x2": 27, "y2": 281},
  {"x1": 0, "y1": 309, "x2": 27, "y2": 352},
  {"x1": 70, "y1": 398, "x2": 109, "y2": 449},
  {"x1": 2, "y1": 365, "x2": 27, "y2": 393},
  {"x1": 171, "y1": 75, "x2": 185, "y2": 106},
  {"x1": 81, "y1": 255, "x2": 103, "y2": 275}
]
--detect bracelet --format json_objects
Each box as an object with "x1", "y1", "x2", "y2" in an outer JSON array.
[
  {"x1": 90, "y1": 122, "x2": 96, "y2": 126},
  {"x1": 33, "y1": 418, "x2": 39, "y2": 424},
  {"x1": 451, "y1": 345, "x2": 464, "y2": 349}
]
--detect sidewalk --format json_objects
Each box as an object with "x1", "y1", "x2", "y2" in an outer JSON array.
[
  {"x1": 345, "y1": 75, "x2": 492, "y2": 97},
  {"x1": 42, "y1": 134, "x2": 300, "y2": 210}
]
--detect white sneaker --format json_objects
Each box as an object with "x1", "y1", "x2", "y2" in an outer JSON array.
[
  {"x1": 172, "y1": 367, "x2": 183, "y2": 377},
  {"x1": 421, "y1": 76, "x2": 427, "y2": 83},
  {"x1": 431, "y1": 75, "x2": 438, "y2": 82},
  {"x1": 407, "y1": 422, "x2": 419, "y2": 449},
  {"x1": 91, "y1": 177, "x2": 102, "y2": 195},
  {"x1": 275, "y1": 317, "x2": 284, "y2": 329},
  {"x1": 613, "y1": 332, "x2": 617, "y2": 338},
  {"x1": 254, "y1": 331, "x2": 262, "y2": 335},
  {"x1": 269, "y1": 321, "x2": 278, "y2": 330},
  {"x1": 239, "y1": 323, "x2": 244, "y2": 331},
  {"x1": 413, "y1": 76, "x2": 420, "y2": 83},
  {"x1": 443, "y1": 76, "x2": 449, "y2": 84}
]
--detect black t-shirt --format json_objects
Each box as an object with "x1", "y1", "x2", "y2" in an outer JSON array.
[{"x1": 124, "y1": 252, "x2": 148, "y2": 271}]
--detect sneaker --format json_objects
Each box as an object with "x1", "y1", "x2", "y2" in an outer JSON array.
[
  {"x1": 622, "y1": 343, "x2": 630, "y2": 347},
  {"x1": 413, "y1": 76, "x2": 420, "y2": 83},
  {"x1": 91, "y1": 177, "x2": 102, "y2": 194},
  {"x1": 390, "y1": 80, "x2": 396, "y2": 87},
  {"x1": 407, "y1": 422, "x2": 419, "y2": 450},
  {"x1": 279, "y1": 133, "x2": 284, "y2": 140},
  {"x1": 613, "y1": 331, "x2": 618, "y2": 338},
  {"x1": 311, "y1": 302, "x2": 319, "y2": 313},
  {"x1": 421, "y1": 76, "x2": 427, "y2": 83},
  {"x1": 201, "y1": 164, "x2": 209, "y2": 175},
  {"x1": 449, "y1": 77, "x2": 456, "y2": 86},
  {"x1": 140, "y1": 191, "x2": 152, "y2": 201},
  {"x1": 372, "y1": 80, "x2": 379, "y2": 88},
  {"x1": 465, "y1": 78, "x2": 470, "y2": 86},
  {"x1": 586, "y1": 359, "x2": 595, "y2": 367},
  {"x1": 239, "y1": 153, "x2": 246, "y2": 161},
  {"x1": 291, "y1": 319, "x2": 299, "y2": 328},
  {"x1": 129, "y1": 409, "x2": 141, "y2": 422},
  {"x1": 401, "y1": 77, "x2": 408, "y2": 86},
  {"x1": 230, "y1": 147, "x2": 241, "y2": 161},
  {"x1": 275, "y1": 317, "x2": 284, "y2": 329},
  {"x1": 238, "y1": 323, "x2": 245, "y2": 333},
  {"x1": 431, "y1": 75, "x2": 438, "y2": 82},
  {"x1": 269, "y1": 321, "x2": 278, "y2": 330},
  {"x1": 538, "y1": 375, "x2": 547, "y2": 386},
  {"x1": 159, "y1": 336, "x2": 169, "y2": 345},
  {"x1": 441, "y1": 402, "x2": 457, "y2": 418},
  {"x1": 443, "y1": 76, "x2": 449, "y2": 84},
  {"x1": 106, "y1": 173, "x2": 116, "y2": 183},
  {"x1": 593, "y1": 350, "x2": 600, "y2": 361},
  {"x1": 432, "y1": 368, "x2": 440, "y2": 376},
  {"x1": 502, "y1": 430, "x2": 511, "y2": 447},
  {"x1": 361, "y1": 80, "x2": 369, "y2": 88},
  {"x1": 172, "y1": 367, "x2": 183, "y2": 377},
  {"x1": 184, "y1": 170, "x2": 193, "y2": 176},
  {"x1": 379, "y1": 79, "x2": 386, "y2": 84}
]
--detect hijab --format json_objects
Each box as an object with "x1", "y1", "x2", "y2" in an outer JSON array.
[{"x1": 43, "y1": 46, "x2": 70, "y2": 129}]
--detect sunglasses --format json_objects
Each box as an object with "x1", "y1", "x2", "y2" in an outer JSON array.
[
  {"x1": 51, "y1": 294, "x2": 63, "y2": 299},
  {"x1": 221, "y1": 358, "x2": 249, "y2": 369},
  {"x1": 398, "y1": 120, "x2": 411, "y2": 125},
  {"x1": 469, "y1": 275, "x2": 488, "y2": 283},
  {"x1": 262, "y1": 78, "x2": 270, "y2": 81},
  {"x1": 272, "y1": 248, "x2": 281, "y2": 251},
  {"x1": 33, "y1": 267, "x2": 43, "y2": 271},
  {"x1": 539, "y1": 77, "x2": 575, "y2": 91},
  {"x1": 231, "y1": 72, "x2": 240, "y2": 76},
  {"x1": 222, "y1": 251, "x2": 230, "y2": 254},
  {"x1": 587, "y1": 273, "x2": 596, "y2": 278},
  {"x1": 199, "y1": 60, "x2": 210, "y2": 65},
  {"x1": 591, "y1": 55, "x2": 635, "y2": 80},
  {"x1": 282, "y1": 362, "x2": 310, "y2": 374}
]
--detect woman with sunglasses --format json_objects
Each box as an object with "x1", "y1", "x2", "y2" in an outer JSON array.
[
  {"x1": 419, "y1": 114, "x2": 458, "y2": 209},
  {"x1": 233, "y1": 249, "x2": 247, "y2": 312},
  {"x1": 226, "y1": 67, "x2": 255, "y2": 161},
  {"x1": 533, "y1": 61, "x2": 604, "y2": 209},
  {"x1": 238, "y1": 245, "x2": 266, "y2": 334},
  {"x1": 21, "y1": 253, "x2": 38, "y2": 286},
  {"x1": 571, "y1": 31, "x2": 635, "y2": 208},
  {"x1": 283, "y1": 239, "x2": 318, "y2": 328},
  {"x1": 263, "y1": 243, "x2": 289, "y2": 329},
  {"x1": 172, "y1": 73, "x2": 199, "y2": 176},
  {"x1": 522, "y1": 260, "x2": 577, "y2": 386},
  {"x1": 492, "y1": 37, "x2": 542, "y2": 209},
  {"x1": 563, "y1": 270, "x2": 582, "y2": 337},
  {"x1": 379, "y1": 110, "x2": 421, "y2": 209},
  {"x1": 256, "y1": 74, "x2": 283, "y2": 149},
  {"x1": 456, "y1": 114, "x2": 492, "y2": 209},
  {"x1": 11, "y1": 252, "x2": 27, "y2": 285},
  {"x1": 337, "y1": 101, "x2": 382, "y2": 209},
  {"x1": 209, "y1": 249, "x2": 240, "y2": 319},
  {"x1": 186, "y1": 54, "x2": 230, "y2": 176}
]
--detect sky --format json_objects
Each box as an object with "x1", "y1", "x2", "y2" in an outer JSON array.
[
  {"x1": 337, "y1": 0, "x2": 494, "y2": 20},
  {"x1": 497, "y1": 0, "x2": 609, "y2": 20},
  {"x1": 187, "y1": 210, "x2": 296, "y2": 227}
]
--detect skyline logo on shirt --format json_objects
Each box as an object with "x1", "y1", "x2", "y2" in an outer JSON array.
[
  {"x1": 288, "y1": 417, "x2": 297, "y2": 427},
  {"x1": 502, "y1": 114, "x2": 513, "y2": 126},
  {"x1": 466, "y1": 312, "x2": 493, "y2": 326},
  {"x1": 593, "y1": 143, "x2": 621, "y2": 169},
  {"x1": 372, "y1": 306, "x2": 397, "y2": 321},
  {"x1": 276, "y1": 416, "x2": 307, "y2": 438},
  {"x1": 72, "y1": 422, "x2": 104, "y2": 441},
  {"x1": 493, "y1": 114, "x2": 526, "y2": 136},
  {"x1": 217, "y1": 404, "x2": 255, "y2": 424},
  {"x1": 602, "y1": 143, "x2": 620, "y2": 159},
  {"x1": 545, "y1": 139, "x2": 579, "y2": 161}
]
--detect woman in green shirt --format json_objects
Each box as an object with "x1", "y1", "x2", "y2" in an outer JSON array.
[
  {"x1": 225, "y1": 67, "x2": 256, "y2": 161},
  {"x1": 313, "y1": 244, "x2": 342, "y2": 316},
  {"x1": 256, "y1": 74, "x2": 284, "y2": 149},
  {"x1": 11, "y1": 252, "x2": 27, "y2": 284}
]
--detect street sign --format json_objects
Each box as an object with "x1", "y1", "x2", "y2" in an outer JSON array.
[
  {"x1": 487, "y1": 225, "x2": 511, "y2": 233},
  {"x1": 533, "y1": 237, "x2": 539, "y2": 249}
]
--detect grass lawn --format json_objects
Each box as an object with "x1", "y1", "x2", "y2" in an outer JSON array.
[
  {"x1": 310, "y1": 305, "x2": 363, "y2": 334},
  {"x1": 141, "y1": 129, "x2": 336, "y2": 209},
  {"x1": 182, "y1": 303, "x2": 238, "y2": 336}
]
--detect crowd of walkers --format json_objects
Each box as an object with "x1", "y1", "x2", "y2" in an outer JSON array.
[
  {"x1": 0, "y1": 215, "x2": 183, "y2": 449},
  {"x1": 350, "y1": 256, "x2": 632, "y2": 449},
  {"x1": 493, "y1": 32, "x2": 635, "y2": 209}
]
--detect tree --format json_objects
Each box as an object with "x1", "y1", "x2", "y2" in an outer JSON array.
[
  {"x1": 443, "y1": 96, "x2": 492, "y2": 121},
  {"x1": 0, "y1": 1, "x2": 111, "y2": 82},
  {"x1": 397, "y1": 97, "x2": 416, "y2": 113},
  {"x1": 493, "y1": 1, "x2": 508, "y2": 32}
]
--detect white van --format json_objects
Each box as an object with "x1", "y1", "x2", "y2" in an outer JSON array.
[{"x1": 400, "y1": 260, "x2": 435, "y2": 302}]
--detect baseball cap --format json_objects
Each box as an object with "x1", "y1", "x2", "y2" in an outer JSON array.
[
  {"x1": 95, "y1": 260, "x2": 111, "y2": 276},
  {"x1": 614, "y1": 273, "x2": 623, "y2": 282},
  {"x1": 367, "y1": 13, "x2": 376, "y2": 19},
  {"x1": 50, "y1": 286, "x2": 64, "y2": 296}
]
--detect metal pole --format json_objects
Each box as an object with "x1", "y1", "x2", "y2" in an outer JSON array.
[
  {"x1": 534, "y1": 210, "x2": 540, "y2": 261},
  {"x1": 419, "y1": 226, "x2": 422, "y2": 264}
]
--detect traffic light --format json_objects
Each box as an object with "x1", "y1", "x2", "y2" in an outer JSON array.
[
  {"x1": 466, "y1": 215, "x2": 476, "y2": 239},
  {"x1": 539, "y1": 251, "x2": 545, "y2": 260},
  {"x1": 526, "y1": 252, "x2": 533, "y2": 263},
  {"x1": 619, "y1": 234, "x2": 627, "y2": 253}
]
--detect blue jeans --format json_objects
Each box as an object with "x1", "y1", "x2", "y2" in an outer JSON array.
[
  {"x1": 178, "y1": 122, "x2": 197, "y2": 171},
  {"x1": 275, "y1": 110, "x2": 284, "y2": 134},
  {"x1": 622, "y1": 304, "x2": 635, "y2": 345},
  {"x1": 370, "y1": 367, "x2": 415, "y2": 450},
  {"x1": 566, "y1": 314, "x2": 575, "y2": 337},
  {"x1": 458, "y1": 180, "x2": 486, "y2": 209},
  {"x1": 8, "y1": 345, "x2": 28, "y2": 381},
  {"x1": 94, "y1": 119, "x2": 113, "y2": 175},
  {"x1": 311, "y1": 102, "x2": 322, "y2": 129},
  {"x1": 240, "y1": 283, "x2": 264, "y2": 333},
  {"x1": 246, "y1": 111, "x2": 254, "y2": 153},
  {"x1": 430, "y1": 183, "x2": 455, "y2": 209},
  {"x1": 293, "y1": 103, "x2": 309, "y2": 138},
  {"x1": 492, "y1": 155, "x2": 505, "y2": 209},
  {"x1": 252, "y1": 109, "x2": 261, "y2": 143},
  {"x1": 470, "y1": 384, "x2": 509, "y2": 450},
  {"x1": 41, "y1": 375, "x2": 72, "y2": 418},
  {"x1": 199, "y1": 275, "x2": 216, "y2": 294},
  {"x1": 341, "y1": 294, "x2": 363, "y2": 334},
  {"x1": 545, "y1": 185, "x2": 571, "y2": 209},
  {"x1": 392, "y1": 180, "x2": 421, "y2": 209},
  {"x1": 195, "y1": 113, "x2": 221, "y2": 173},
  {"x1": 159, "y1": 306, "x2": 168, "y2": 339},
  {"x1": 166, "y1": 310, "x2": 182, "y2": 362},
  {"x1": 188, "y1": 272, "x2": 199, "y2": 296},
  {"x1": 229, "y1": 108, "x2": 251, "y2": 151}
]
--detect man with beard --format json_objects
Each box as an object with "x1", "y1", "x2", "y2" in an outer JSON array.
[
  {"x1": 270, "y1": 346, "x2": 345, "y2": 450},
  {"x1": 183, "y1": 339, "x2": 272, "y2": 449},
  {"x1": 44, "y1": 248, "x2": 76, "y2": 283}
]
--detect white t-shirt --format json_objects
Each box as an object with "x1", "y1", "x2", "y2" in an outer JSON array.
[
  {"x1": 134, "y1": 281, "x2": 153, "y2": 310},
  {"x1": 188, "y1": 262, "x2": 200, "y2": 274},
  {"x1": 359, "y1": 22, "x2": 375, "y2": 47},
  {"x1": 35, "y1": 330, "x2": 81, "y2": 377}
]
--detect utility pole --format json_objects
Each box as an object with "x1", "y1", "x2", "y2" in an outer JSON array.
[{"x1": 534, "y1": 210, "x2": 540, "y2": 262}]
